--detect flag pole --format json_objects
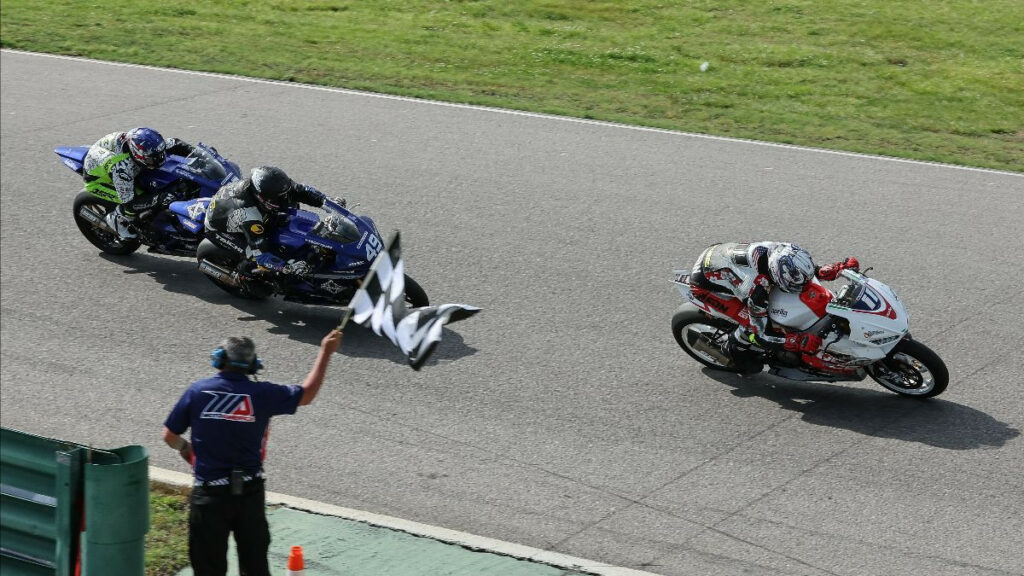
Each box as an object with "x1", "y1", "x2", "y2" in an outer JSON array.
[{"x1": 337, "y1": 306, "x2": 353, "y2": 332}]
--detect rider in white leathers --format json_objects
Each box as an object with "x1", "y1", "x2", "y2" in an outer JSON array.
[{"x1": 690, "y1": 242, "x2": 859, "y2": 374}]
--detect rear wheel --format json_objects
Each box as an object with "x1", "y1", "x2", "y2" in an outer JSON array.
[
  {"x1": 867, "y1": 338, "x2": 949, "y2": 398},
  {"x1": 671, "y1": 304, "x2": 740, "y2": 372},
  {"x1": 196, "y1": 240, "x2": 271, "y2": 300},
  {"x1": 72, "y1": 191, "x2": 140, "y2": 255}
]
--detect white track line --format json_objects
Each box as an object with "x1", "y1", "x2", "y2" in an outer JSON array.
[
  {"x1": 151, "y1": 466, "x2": 661, "y2": 576},
  {"x1": 3, "y1": 49, "x2": 1019, "y2": 177}
]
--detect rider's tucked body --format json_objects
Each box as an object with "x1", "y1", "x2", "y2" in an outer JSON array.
[
  {"x1": 204, "y1": 166, "x2": 335, "y2": 278},
  {"x1": 691, "y1": 242, "x2": 858, "y2": 374},
  {"x1": 82, "y1": 127, "x2": 194, "y2": 239}
]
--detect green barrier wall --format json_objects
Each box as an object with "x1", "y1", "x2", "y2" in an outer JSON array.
[
  {"x1": 0, "y1": 428, "x2": 149, "y2": 576},
  {"x1": 82, "y1": 446, "x2": 149, "y2": 575}
]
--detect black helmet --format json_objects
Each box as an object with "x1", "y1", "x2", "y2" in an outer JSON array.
[{"x1": 251, "y1": 166, "x2": 294, "y2": 212}]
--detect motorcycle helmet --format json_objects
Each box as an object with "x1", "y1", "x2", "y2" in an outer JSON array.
[
  {"x1": 251, "y1": 166, "x2": 294, "y2": 212},
  {"x1": 768, "y1": 243, "x2": 816, "y2": 293},
  {"x1": 125, "y1": 127, "x2": 167, "y2": 169}
]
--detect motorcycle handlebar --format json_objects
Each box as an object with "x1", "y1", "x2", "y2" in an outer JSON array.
[{"x1": 323, "y1": 199, "x2": 346, "y2": 213}]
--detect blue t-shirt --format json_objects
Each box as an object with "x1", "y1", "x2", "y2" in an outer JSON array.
[{"x1": 164, "y1": 372, "x2": 303, "y2": 482}]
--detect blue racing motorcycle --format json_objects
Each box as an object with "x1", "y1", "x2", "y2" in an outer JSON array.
[
  {"x1": 195, "y1": 199, "x2": 429, "y2": 307},
  {"x1": 55, "y1": 143, "x2": 241, "y2": 256}
]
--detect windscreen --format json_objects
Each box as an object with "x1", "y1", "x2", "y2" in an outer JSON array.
[
  {"x1": 314, "y1": 213, "x2": 362, "y2": 243},
  {"x1": 181, "y1": 147, "x2": 227, "y2": 181},
  {"x1": 832, "y1": 278, "x2": 866, "y2": 308}
]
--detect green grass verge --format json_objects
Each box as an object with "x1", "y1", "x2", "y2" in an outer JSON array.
[
  {"x1": 1, "y1": 1, "x2": 1021, "y2": 170},
  {"x1": 147, "y1": 483, "x2": 190, "y2": 576}
]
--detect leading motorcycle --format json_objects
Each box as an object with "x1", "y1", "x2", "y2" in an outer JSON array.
[
  {"x1": 670, "y1": 266, "x2": 949, "y2": 397},
  {"x1": 196, "y1": 198, "x2": 429, "y2": 308},
  {"x1": 55, "y1": 143, "x2": 241, "y2": 256}
]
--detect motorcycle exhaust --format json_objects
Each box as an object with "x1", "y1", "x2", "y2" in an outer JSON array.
[
  {"x1": 692, "y1": 336, "x2": 733, "y2": 366},
  {"x1": 198, "y1": 260, "x2": 240, "y2": 287},
  {"x1": 79, "y1": 205, "x2": 117, "y2": 233}
]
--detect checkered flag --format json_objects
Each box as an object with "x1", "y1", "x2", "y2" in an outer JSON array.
[{"x1": 343, "y1": 231, "x2": 480, "y2": 370}]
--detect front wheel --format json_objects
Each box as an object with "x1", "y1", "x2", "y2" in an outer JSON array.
[
  {"x1": 671, "y1": 304, "x2": 740, "y2": 372},
  {"x1": 402, "y1": 275, "x2": 429, "y2": 308},
  {"x1": 72, "y1": 191, "x2": 140, "y2": 255},
  {"x1": 867, "y1": 339, "x2": 949, "y2": 398}
]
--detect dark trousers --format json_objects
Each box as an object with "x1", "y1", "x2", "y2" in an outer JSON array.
[{"x1": 188, "y1": 482, "x2": 270, "y2": 576}]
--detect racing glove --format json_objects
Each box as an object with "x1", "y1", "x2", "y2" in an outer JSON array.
[
  {"x1": 817, "y1": 257, "x2": 860, "y2": 281},
  {"x1": 784, "y1": 332, "x2": 823, "y2": 354}
]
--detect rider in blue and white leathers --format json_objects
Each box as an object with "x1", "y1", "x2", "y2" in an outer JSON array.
[{"x1": 82, "y1": 127, "x2": 194, "y2": 239}]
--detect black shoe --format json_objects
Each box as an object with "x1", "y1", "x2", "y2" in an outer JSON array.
[{"x1": 725, "y1": 339, "x2": 764, "y2": 375}]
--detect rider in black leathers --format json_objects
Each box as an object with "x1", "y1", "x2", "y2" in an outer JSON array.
[{"x1": 204, "y1": 166, "x2": 328, "y2": 277}]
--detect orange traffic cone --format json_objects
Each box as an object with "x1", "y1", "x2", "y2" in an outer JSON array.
[{"x1": 286, "y1": 545, "x2": 305, "y2": 575}]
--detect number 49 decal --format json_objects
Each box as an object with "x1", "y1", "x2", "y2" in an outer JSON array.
[{"x1": 364, "y1": 234, "x2": 383, "y2": 261}]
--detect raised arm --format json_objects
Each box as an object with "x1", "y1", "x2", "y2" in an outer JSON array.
[{"x1": 299, "y1": 329, "x2": 343, "y2": 406}]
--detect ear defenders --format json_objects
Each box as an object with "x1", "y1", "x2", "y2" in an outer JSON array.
[{"x1": 210, "y1": 347, "x2": 264, "y2": 375}]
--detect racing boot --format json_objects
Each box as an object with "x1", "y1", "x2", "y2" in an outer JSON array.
[
  {"x1": 104, "y1": 205, "x2": 137, "y2": 240},
  {"x1": 725, "y1": 331, "x2": 765, "y2": 375}
]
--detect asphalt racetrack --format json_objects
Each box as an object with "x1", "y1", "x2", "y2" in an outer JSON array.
[{"x1": 2, "y1": 50, "x2": 1023, "y2": 576}]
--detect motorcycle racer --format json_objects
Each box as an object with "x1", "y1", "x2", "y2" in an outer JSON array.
[
  {"x1": 690, "y1": 242, "x2": 859, "y2": 374},
  {"x1": 82, "y1": 127, "x2": 196, "y2": 239},
  {"x1": 203, "y1": 166, "x2": 341, "y2": 278}
]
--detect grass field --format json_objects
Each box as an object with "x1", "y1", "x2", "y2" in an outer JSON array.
[
  {"x1": 147, "y1": 483, "x2": 190, "y2": 576},
  {"x1": 2, "y1": 1, "x2": 1021, "y2": 171}
]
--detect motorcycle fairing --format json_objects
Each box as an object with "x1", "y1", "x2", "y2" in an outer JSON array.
[
  {"x1": 768, "y1": 279, "x2": 832, "y2": 331},
  {"x1": 671, "y1": 271, "x2": 751, "y2": 328},
  {"x1": 823, "y1": 271, "x2": 908, "y2": 361},
  {"x1": 270, "y1": 206, "x2": 384, "y2": 287},
  {"x1": 168, "y1": 198, "x2": 210, "y2": 232},
  {"x1": 276, "y1": 209, "x2": 321, "y2": 251}
]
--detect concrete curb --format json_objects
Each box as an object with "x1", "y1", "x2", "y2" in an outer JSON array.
[{"x1": 151, "y1": 466, "x2": 662, "y2": 576}]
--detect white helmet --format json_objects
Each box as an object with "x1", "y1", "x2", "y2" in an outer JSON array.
[{"x1": 768, "y1": 243, "x2": 815, "y2": 293}]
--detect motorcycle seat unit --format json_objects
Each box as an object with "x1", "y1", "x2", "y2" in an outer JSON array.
[{"x1": 55, "y1": 146, "x2": 89, "y2": 174}]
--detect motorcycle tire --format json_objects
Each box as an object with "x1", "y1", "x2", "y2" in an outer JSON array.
[
  {"x1": 196, "y1": 240, "x2": 271, "y2": 300},
  {"x1": 671, "y1": 304, "x2": 741, "y2": 372},
  {"x1": 403, "y1": 275, "x2": 429, "y2": 308},
  {"x1": 866, "y1": 338, "x2": 949, "y2": 398},
  {"x1": 72, "y1": 191, "x2": 141, "y2": 255}
]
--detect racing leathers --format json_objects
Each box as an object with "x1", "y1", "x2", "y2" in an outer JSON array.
[
  {"x1": 203, "y1": 178, "x2": 325, "y2": 276},
  {"x1": 82, "y1": 132, "x2": 193, "y2": 237},
  {"x1": 691, "y1": 242, "x2": 858, "y2": 373}
]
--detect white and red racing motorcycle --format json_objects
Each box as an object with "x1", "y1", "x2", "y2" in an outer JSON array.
[{"x1": 670, "y1": 267, "x2": 949, "y2": 397}]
